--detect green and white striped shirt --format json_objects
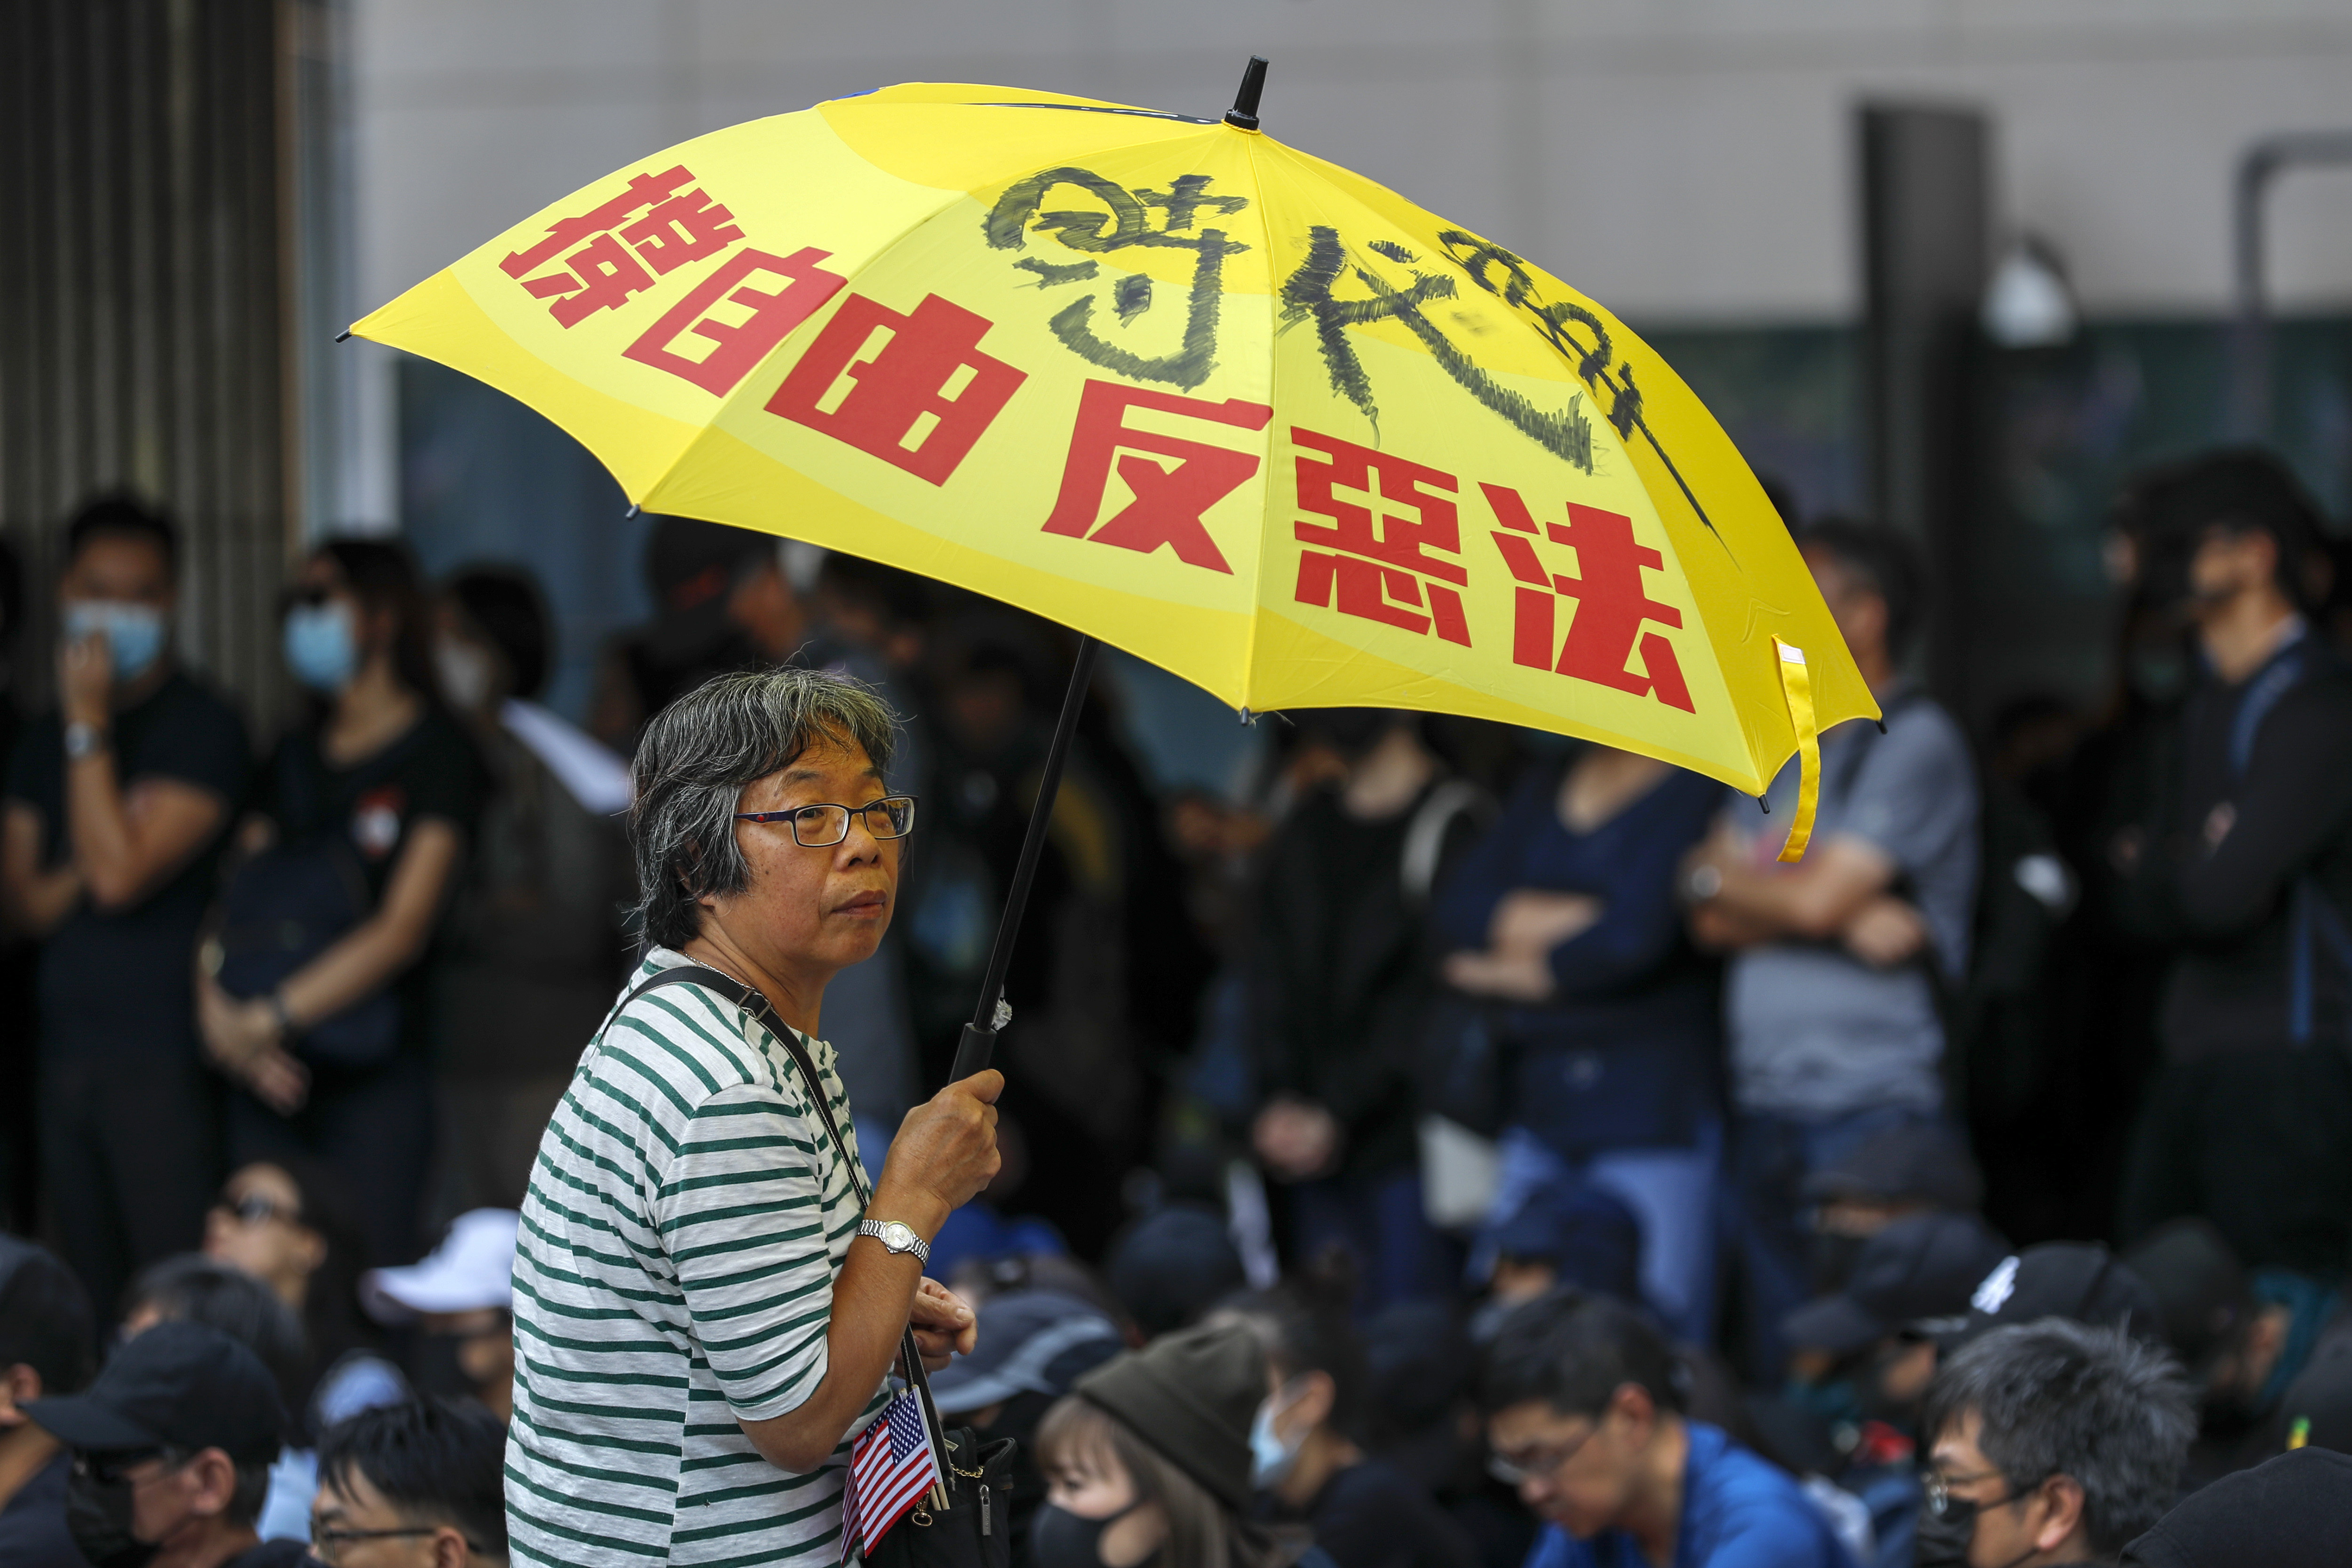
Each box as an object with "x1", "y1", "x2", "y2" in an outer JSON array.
[{"x1": 509, "y1": 947, "x2": 880, "y2": 1568}]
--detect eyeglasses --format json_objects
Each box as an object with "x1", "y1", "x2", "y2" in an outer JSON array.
[
  {"x1": 216, "y1": 1190, "x2": 298, "y2": 1227},
  {"x1": 734, "y1": 796, "x2": 916, "y2": 847},
  {"x1": 75, "y1": 1449, "x2": 179, "y2": 1486},
  {"x1": 1924, "y1": 1467, "x2": 2046, "y2": 1517},
  {"x1": 1486, "y1": 1421, "x2": 1600, "y2": 1487},
  {"x1": 311, "y1": 1524, "x2": 485, "y2": 1566}
]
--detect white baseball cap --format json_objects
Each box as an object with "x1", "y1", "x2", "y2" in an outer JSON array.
[{"x1": 360, "y1": 1210, "x2": 519, "y2": 1323}]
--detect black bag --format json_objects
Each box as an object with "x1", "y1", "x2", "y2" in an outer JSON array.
[
  {"x1": 624, "y1": 964, "x2": 1013, "y2": 1568},
  {"x1": 868, "y1": 1426, "x2": 1015, "y2": 1568},
  {"x1": 214, "y1": 839, "x2": 400, "y2": 1067}
]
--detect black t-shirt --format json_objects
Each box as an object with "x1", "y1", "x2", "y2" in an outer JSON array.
[
  {"x1": 1269, "y1": 1457, "x2": 1480, "y2": 1568},
  {"x1": 0, "y1": 1449, "x2": 76, "y2": 1568},
  {"x1": 4, "y1": 670, "x2": 250, "y2": 1058},
  {"x1": 220, "y1": 1541, "x2": 314, "y2": 1568},
  {"x1": 259, "y1": 707, "x2": 486, "y2": 1052}
]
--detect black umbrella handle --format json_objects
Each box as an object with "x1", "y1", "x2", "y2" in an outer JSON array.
[{"x1": 948, "y1": 634, "x2": 1102, "y2": 1083}]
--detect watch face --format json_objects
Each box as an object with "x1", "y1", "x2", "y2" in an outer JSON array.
[{"x1": 881, "y1": 1222, "x2": 915, "y2": 1250}]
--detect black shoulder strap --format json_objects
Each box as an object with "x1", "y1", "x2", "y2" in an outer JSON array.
[
  {"x1": 623, "y1": 964, "x2": 872, "y2": 1205},
  {"x1": 617, "y1": 963, "x2": 947, "y2": 1434}
]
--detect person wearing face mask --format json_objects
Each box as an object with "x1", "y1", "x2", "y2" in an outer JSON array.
[
  {"x1": 198, "y1": 541, "x2": 486, "y2": 1270},
  {"x1": 427, "y1": 566, "x2": 631, "y2": 1214},
  {"x1": 1915, "y1": 1321, "x2": 2191, "y2": 1568},
  {"x1": 1482, "y1": 1290, "x2": 1853, "y2": 1568},
  {"x1": 1, "y1": 496, "x2": 252, "y2": 1316},
  {"x1": 1032, "y1": 1321, "x2": 1331, "y2": 1568},
  {"x1": 1771, "y1": 1211, "x2": 2012, "y2": 1568},
  {"x1": 2104, "y1": 454, "x2": 2352, "y2": 1292},
  {"x1": 22, "y1": 1319, "x2": 306, "y2": 1568},
  {"x1": 1212, "y1": 1282, "x2": 1477, "y2": 1568}
]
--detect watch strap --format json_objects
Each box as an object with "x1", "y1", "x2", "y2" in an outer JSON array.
[{"x1": 859, "y1": 1218, "x2": 931, "y2": 1264}]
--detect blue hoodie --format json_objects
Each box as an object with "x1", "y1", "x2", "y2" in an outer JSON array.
[{"x1": 1521, "y1": 1423, "x2": 1855, "y2": 1568}]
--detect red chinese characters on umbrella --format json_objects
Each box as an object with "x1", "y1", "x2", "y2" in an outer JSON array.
[
  {"x1": 623, "y1": 247, "x2": 847, "y2": 396},
  {"x1": 1291, "y1": 430, "x2": 1472, "y2": 646},
  {"x1": 766, "y1": 294, "x2": 1027, "y2": 485},
  {"x1": 501, "y1": 166, "x2": 747, "y2": 328},
  {"x1": 1482, "y1": 485, "x2": 1694, "y2": 712},
  {"x1": 1044, "y1": 381, "x2": 1274, "y2": 573}
]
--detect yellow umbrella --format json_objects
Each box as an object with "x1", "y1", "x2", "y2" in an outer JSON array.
[{"x1": 350, "y1": 64, "x2": 1873, "y2": 1065}]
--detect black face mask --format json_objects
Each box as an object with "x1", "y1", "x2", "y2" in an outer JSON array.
[
  {"x1": 1031, "y1": 1502, "x2": 1145, "y2": 1568},
  {"x1": 1916, "y1": 1484, "x2": 2044, "y2": 1568},
  {"x1": 65, "y1": 1466, "x2": 160, "y2": 1568}
]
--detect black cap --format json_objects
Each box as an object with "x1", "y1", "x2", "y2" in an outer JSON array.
[
  {"x1": 1488, "y1": 1182, "x2": 1641, "y2": 1302},
  {"x1": 928, "y1": 1290, "x2": 1120, "y2": 1417},
  {"x1": 24, "y1": 1320, "x2": 286, "y2": 1463},
  {"x1": 1783, "y1": 1211, "x2": 2013, "y2": 1356},
  {"x1": 1942, "y1": 1242, "x2": 2165, "y2": 1351},
  {"x1": 1104, "y1": 1206, "x2": 1245, "y2": 1340},
  {"x1": 2122, "y1": 1219, "x2": 2251, "y2": 1375},
  {"x1": 2120, "y1": 1446, "x2": 2352, "y2": 1567},
  {"x1": 1803, "y1": 1123, "x2": 1982, "y2": 1212}
]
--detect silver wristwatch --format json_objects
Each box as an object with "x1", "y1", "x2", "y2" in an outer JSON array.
[
  {"x1": 64, "y1": 721, "x2": 108, "y2": 761},
  {"x1": 858, "y1": 1218, "x2": 930, "y2": 1264}
]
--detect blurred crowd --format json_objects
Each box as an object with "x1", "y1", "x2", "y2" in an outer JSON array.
[{"x1": 4, "y1": 438, "x2": 2352, "y2": 1568}]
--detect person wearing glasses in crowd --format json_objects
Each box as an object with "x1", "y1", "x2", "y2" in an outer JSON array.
[
  {"x1": 197, "y1": 541, "x2": 485, "y2": 1271},
  {"x1": 1917, "y1": 1321, "x2": 2191, "y2": 1568},
  {"x1": 507, "y1": 668, "x2": 1002, "y2": 1568},
  {"x1": 308, "y1": 1399, "x2": 507, "y2": 1568},
  {"x1": 204, "y1": 1157, "x2": 402, "y2": 1430},
  {"x1": 1481, "y1": 1290, "x2": 1854, "y2": 1568},
  {"x1": 21, "y1": 1319, "x2": 307, "y2": 1568}
]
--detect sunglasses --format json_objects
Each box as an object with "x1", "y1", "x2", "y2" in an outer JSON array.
[{"x1": 216, "y1": 1191, "x2": 299, "y2": 1228}]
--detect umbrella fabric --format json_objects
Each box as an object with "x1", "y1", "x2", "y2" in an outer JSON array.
[{"x1": 353, "y1": 82, "x2": 1875, "y2": 808}]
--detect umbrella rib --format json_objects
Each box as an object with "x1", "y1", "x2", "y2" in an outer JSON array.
[{"x1": 1237, "y1": 128, "x2": 1287, "y2": 718}]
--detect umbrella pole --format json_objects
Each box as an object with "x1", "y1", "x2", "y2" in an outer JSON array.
[{"x1": 946, "y1": 634, "x2": 1102, "y2": 1082}]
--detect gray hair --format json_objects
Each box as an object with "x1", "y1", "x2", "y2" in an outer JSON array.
[
  {"x1": 629, "y1": 667, "x2": 899, "y2": 951},
  {"x1": 1923, "y1": 1319, "x2": 2193, "y2": 1555}
]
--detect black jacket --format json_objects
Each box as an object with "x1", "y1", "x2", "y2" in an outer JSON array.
[
  {"x1": 2124, "y1": 634, "x2": 2352, "y2": 1058},
  {"x1": 1249, "y1": 780, "x2": 1481, "y2": 1178}
]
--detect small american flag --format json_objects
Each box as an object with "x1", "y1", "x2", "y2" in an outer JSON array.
[{"x1": 843, "y1": 1385, "x2": 942, "y2": 1561}]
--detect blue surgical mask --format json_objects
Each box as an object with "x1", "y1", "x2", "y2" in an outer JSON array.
[
  {"x1": 284, "y1": 601, "x2": 359, "y2": 693},
  {"x1": 1249, "y1": 1385, "x2": 1307, "y2": 1488},
  {"x1": 63, "y1": 601, "x2": 167, "y2": 682}
]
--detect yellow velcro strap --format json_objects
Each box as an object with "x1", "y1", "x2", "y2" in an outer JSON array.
[{"x1": 1772, "y1": 639, "x2": 1819, "y2": 864}]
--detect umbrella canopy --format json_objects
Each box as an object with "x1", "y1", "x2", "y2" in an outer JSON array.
[{"x1": 353, "y1": 78, "x2": 1874, "y2": 829}]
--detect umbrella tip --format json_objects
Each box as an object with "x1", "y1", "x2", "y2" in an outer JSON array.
[
  {"x1": 334, "y1": 329, "x2": 350, "y2": 343},
  {"x1": 1224, "y1": 56, "x2": 1268, "y2": 130},
  {"x1": 624, "y1": 504, "x2": 640, "y2": 520},
  {"x1": 1757, "y1": 793, "x2": 1771, "y2": 815}
]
